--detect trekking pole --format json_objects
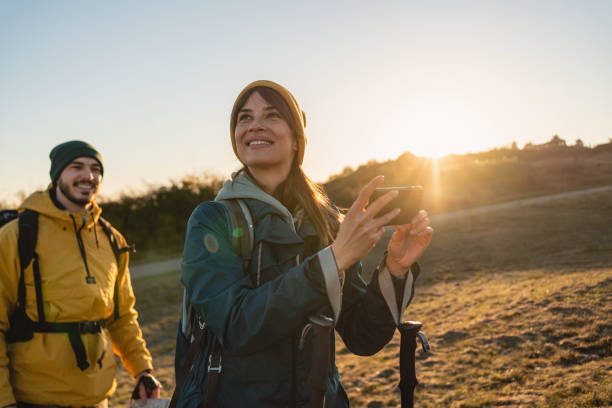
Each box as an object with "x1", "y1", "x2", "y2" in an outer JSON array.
[
  {"x1": 397, "y1": 321, "x2": 430, "y2": 408},
  {"x1": 308, "y1": 315, "x2": 334, "y2": 408}
]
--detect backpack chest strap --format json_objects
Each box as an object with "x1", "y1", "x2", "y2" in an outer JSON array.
[{"x1": 32, "y1": 319, "x2": 107, "y2": 371}]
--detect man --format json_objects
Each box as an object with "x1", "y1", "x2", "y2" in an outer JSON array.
[{"x1": 0, "y1": 141, "x2": 161, "y2": 407}]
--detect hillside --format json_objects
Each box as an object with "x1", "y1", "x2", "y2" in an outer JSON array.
[
  {"x1": 98, "y1": 142, "x2": 612, "y2": 264},
  {"x1": 325, "y1": 143, "x2": 612, "y2": 215},
  {"x1": 110, "y1": 187, "x2": 612, "y2": 407},
  {"x1": 2, "y1": 142, "x2": 611, "y2": 266}
]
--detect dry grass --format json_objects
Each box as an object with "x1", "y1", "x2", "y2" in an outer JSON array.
[
  {"x1": 110, "y1": 190, "x2": 612, "y2": 407},
  {"x1": 336, "y1": 269, "x2": 611, "y2": 407},
  {"x1": 110, "y1": 269, "x2": 182, "y2": 402}
]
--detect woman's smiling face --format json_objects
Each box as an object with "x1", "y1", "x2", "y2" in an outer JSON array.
[{"x1": 234, "y1": 91, "x2": 297, "y2": 173}]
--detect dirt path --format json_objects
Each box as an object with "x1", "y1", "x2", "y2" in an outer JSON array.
[
  {"x1": 430, "y1": 184, "x2": 612, "y2": 222},
  {"x1": 130, "y1": 258, "x2": 181, "y2": 279},
  {"x1": 130, "y1": 184, "x2": 612, "y2": 280}
]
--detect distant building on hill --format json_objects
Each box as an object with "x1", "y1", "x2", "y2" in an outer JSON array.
[{"x1": 524, "y1": 134, "x2": 567, "y2": 150}]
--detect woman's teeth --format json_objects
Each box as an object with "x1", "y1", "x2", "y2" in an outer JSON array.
[{"x1": 249, "y1": 140, "x2": 272, "y2": 146}]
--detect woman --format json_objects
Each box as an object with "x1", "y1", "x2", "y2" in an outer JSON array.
[{"x1": 176, "y1": 80, "x2": 433, "y2": 407}]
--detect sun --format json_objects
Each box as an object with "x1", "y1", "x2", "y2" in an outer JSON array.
[
  {"x1": 382, "y1": 94, "x2": 492, "y2": 160},
  {"x1": 410, "y1": 144, "x2": 453, "y2": 160}
]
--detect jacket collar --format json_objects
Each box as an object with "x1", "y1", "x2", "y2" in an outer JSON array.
[
  {"x1": 215, "y1": 172, "x2": 319, "y2": 245},
  {"x1": 19, "y1": 189, "x2": 102, "y2": 229},
  {"x1": 216, "y1": 172, "x2": 296, "y2": 234}
]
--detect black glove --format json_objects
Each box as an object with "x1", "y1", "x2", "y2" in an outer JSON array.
[{"x1": 131, "y1": 374, "x2": 161, "y2": 399}]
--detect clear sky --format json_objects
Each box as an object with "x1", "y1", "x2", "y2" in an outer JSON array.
[{"x1": 1, "y1": 0, "x2": 611, "y2": 204}]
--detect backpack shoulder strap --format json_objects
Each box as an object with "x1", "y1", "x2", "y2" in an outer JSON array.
[
  {"x1": 180, "y1": 199, "x2": 254, "y2": 337},
  {"x1": 217, "y1": 199, "x2": 254, "y2": 265},
  {"x1": 17, "y1": 210, "x2": 39, "y2": 314},
  {"x1": 97, "y1": 216, "x2": 133, "y2": 320},
  {"x1": 98, "y1": 216, "x2": 130, "y2": 261},
  {"x1": 18, "y1": 210, "x2": 38, "y2": 275},
  {"x1": 7, "y1": 209, "x2": 39, "y2": 343}
]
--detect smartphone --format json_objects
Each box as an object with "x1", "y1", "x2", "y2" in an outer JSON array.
[{"x1": 370, "y1": 186, "x2": 424, "y2": 226}]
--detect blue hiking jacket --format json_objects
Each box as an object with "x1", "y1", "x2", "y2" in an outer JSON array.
[{"x1": 175, "y1": 173, "x2": 418, "y2": 407}]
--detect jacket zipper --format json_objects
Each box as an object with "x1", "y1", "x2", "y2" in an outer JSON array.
[
  {"x1": 92, "y1": 211, "x2": 100, "y2": 248},
  {"x1": 70, "y1": 213, "x2": 96, "y2": 284}
]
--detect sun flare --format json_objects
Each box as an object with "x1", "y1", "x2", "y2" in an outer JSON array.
[{"x1": 383, "y1": 94, "x2": 493, "y2": 160}]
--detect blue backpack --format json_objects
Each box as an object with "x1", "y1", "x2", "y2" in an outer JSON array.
[{"x1": 172, "y1": 199, "x2": 253, "y2": 407}]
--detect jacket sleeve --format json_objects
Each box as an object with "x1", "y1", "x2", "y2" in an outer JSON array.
[
  {"x1": 334, "y1": 259, "x2": 420, "y2": 356},
  {"x1": 181, "y1": 202, "x2": 332, "y2": 355},
  {"x1": 333, "y1": 262, "x2": 396, "y2": 356},
  {"x1": 105, "y1": 230, "x2": 153, "y2": 377},
  {"x1": 0, "y1": 222, "x2": 19, "y2": 406}
]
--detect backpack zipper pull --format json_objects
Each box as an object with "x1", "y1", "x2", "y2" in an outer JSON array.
[{"x1": 299, "y1": 323, "x2": 312, "y2": 350}]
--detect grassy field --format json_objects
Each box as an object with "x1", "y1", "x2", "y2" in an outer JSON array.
[
  {"x1": 337, "y1": 269, "x2": 611, "y2": 407},
  {"x1": 111, "y1": 189, "x2": 612, "y2": 407}
]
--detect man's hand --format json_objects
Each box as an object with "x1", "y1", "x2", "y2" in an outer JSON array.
[{"x1": 130, "y1": 371, "x2": 162, "y2": 406}]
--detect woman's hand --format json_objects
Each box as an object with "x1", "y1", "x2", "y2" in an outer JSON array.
[
  {"x1": 386, "y1": 210, "x2": 434, "y2": 278},
  {"x1": 331, "y1": 176, "x2": 401, "y2": 272}
]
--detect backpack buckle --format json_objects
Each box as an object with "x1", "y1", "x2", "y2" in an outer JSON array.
[
  {"x1": 78, "y1": 320, "x2": 104, "y2": 334},
  {"x1": 208, "y1": 354, "x2": 222, "y2": 374}
]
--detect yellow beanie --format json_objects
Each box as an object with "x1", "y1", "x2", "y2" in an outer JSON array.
[{"x1": 230, "y1": 80, "x2": 307, "y2": 166}]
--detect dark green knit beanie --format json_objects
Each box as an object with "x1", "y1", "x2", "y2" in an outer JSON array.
[{"x1": 49, "y1": 140, "x2": 104, "y2": 184}]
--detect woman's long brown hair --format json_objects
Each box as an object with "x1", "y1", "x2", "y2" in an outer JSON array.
[{"x1": 233, "y1": 86, "x2": 341, "y2": 245}]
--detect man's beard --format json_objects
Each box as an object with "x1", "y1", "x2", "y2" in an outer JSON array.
[{"x1": 59, "y1": 179, "x2": 97, "y2": 207}]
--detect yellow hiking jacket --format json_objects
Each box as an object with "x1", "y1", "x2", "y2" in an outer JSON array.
[{"x1": 0, "y1": 191, "x2": 153, "y2": 406}]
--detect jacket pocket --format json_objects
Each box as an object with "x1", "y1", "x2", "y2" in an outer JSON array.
[{"x1": 223, "y1": 342, "x2": 292, "y2": 383}]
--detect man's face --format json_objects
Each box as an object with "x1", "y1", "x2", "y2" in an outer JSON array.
[{"x1": 56, "y1": 157, "x2": 102, "y2": 208}]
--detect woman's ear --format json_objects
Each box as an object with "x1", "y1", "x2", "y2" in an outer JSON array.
[{"x1": 292, "y1": 138, "x2": 298, "y2": 152}]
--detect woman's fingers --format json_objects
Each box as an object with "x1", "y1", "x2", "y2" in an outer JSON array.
[
  {"x1": 334, "y1": 176, "x2": 410, "y2": 270},
  {"x1": 389, "y1": 224, "x2": 406, "y2": 246},
  {"x1": 349, "y1": 175, "x2": 384, "y2": 215},
  {"x1": 417, "y1": 226, "x2": 434, "y2": 238},
  {"x1": 410, "y1": 215, "x2": 431, "y2": 235},
  {"x1": 364, "y1": 190, "x2": 398, "y2": 219},
  {"x1": 410, "y1": 210, "x2": 428, "y2": 225},
  {"x1": 370, "y1": 207, "x2": 400, "y2": 229},
  {"x1": 370, "y1": 226, "x2": 385, "y2": 244},
  {"x1": 392, "y1": 224, "x2": 409, "y2": 240}
]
